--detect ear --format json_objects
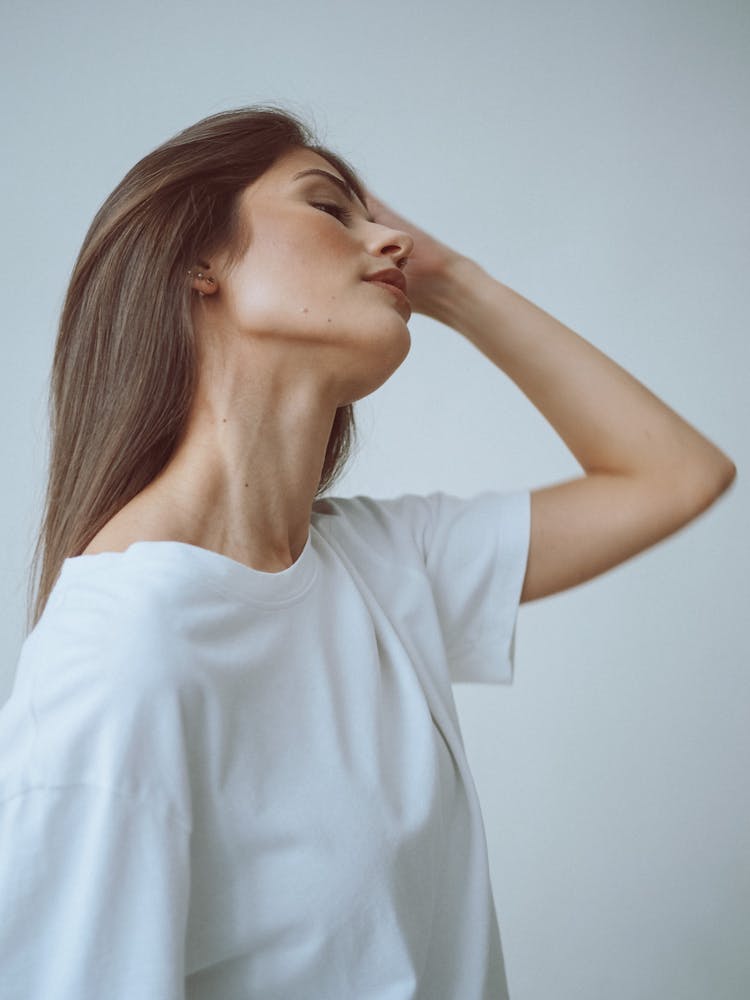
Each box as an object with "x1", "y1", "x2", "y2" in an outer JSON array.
[{"x1": 187, "y1": 266, "x2": 217, "y2": 297}]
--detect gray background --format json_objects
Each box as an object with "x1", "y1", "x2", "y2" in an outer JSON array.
[{"x1": 1, "y1": 1, "x2": 747, "y2": 997}]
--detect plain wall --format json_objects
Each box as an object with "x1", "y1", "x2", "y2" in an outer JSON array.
[{"x1": 1, "y1": 1, "x2": 747, "y2": 997}]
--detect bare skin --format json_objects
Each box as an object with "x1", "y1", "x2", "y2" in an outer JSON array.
[
  {"x1": 83, "y1": 147, "x2": 415, "y2": 573},
  {"x1": 364, "y1": 191, "x2": 736, "y2": 602},
  {"x1": 84, "y1": 149, "x2": 736, "y2": 598}
]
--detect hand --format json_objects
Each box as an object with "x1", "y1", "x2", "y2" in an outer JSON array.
[{"x1": 365, "y1": 188, "x2": 467, "y2": 318}]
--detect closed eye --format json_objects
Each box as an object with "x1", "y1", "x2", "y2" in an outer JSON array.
[{"x1": 312, "y1": 202, "x2": 353, "y2": 224}]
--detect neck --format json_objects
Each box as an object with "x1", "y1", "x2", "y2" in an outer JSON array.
[{"x1": 135, "y1": 365, "x2": 339, "y2": 572}]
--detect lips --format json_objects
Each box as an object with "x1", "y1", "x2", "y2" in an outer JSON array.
[{"x1": 363, "y1": 267, "x2": 408, "y2": 295}]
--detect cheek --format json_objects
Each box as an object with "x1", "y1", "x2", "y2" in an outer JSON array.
[
  {"x1": 228, "y1": 260, "x2": 334, "y2": 333},
  {"x1": 231, "y1": 261, "x2": 281, "y2": 318},
  {"x1": 226, "y1": 218, "x2": 358, "y2": 329}
]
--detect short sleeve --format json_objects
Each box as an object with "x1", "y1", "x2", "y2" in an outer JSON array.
[
  {"x1": 0, "y1": 783, "x2": 190, "y2": 1000},
  {"x1": 421, "y1": 488, "x2": 531, "y2": 684}
]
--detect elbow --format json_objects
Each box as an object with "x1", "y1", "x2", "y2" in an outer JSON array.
[
  {"x1": 644, "y1": 446, "x2": 737, "y2": 525},
  {"x1": 706, "y1": 453, "x2": 737, "y2": 498},
  {"x1": 719, "y1": 458, "x2": 738, "y2": 493},
  {"x1": 681, "y1": 454, "x2": 737, "y2": 517}
]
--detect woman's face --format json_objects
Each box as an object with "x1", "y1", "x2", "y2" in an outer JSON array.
[{"x1": 204, "y1": 146, "x2": 415, "y2": 404}]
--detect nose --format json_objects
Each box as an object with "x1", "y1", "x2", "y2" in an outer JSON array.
[{"x1": 370, "y1": 224, "x2": 414, "y2": 269}]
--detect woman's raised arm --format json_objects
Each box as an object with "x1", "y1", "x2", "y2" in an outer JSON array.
[{"x1": 366, "y1": 191, "x2": 737, "y2": 604}]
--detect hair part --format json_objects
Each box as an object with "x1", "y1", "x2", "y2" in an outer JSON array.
[{"x1": 26, "y1": 104, "x2": 367, "y2": 634}]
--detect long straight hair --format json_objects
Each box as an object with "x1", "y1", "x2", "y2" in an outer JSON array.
[{"x1": 26, "y1": 104, "x2": 367, "y2": 635}]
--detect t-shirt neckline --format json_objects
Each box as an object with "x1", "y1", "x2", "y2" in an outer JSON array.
[{"x1": 59, "y1": 526, "x2": 319, "y2": 607}]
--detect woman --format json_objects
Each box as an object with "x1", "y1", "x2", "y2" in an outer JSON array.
[{"x1": 0, "y1": 104, "x2": 735, "y2": 999}]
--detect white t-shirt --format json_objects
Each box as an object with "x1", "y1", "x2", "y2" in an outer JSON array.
[{"x1": 0, "y1": 488, "x2": 530, "y2": 1000}]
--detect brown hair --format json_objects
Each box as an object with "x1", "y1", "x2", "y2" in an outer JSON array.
[{"x1": 26, "y1": 104, "x2": 367, "y2": 635}]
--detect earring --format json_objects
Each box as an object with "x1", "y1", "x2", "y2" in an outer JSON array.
[{"x1": 187, "y1": 268, "x2": 216, "y2": 297}]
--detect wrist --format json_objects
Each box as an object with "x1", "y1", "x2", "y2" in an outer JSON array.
[{"x1": 418, "y1": 255, "x2": 492, "y2": 329}]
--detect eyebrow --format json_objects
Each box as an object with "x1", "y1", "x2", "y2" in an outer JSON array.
[{"x1": 291, "y1": 168, "x2": 374, "y2": 223}]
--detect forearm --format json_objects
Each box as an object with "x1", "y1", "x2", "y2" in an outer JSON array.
[{"x1": 425, "y1": 255, "x2": 736, "y2": 492}]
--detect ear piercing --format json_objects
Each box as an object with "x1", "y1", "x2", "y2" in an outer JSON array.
[{"x1": 186, "y1": 268, "x2": 216, "y2": 297}]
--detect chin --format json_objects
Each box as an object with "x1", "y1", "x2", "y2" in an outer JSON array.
[
  {"x1": 341, "y1": 328, "x2": 411, "y2": 404},
  {"x1": 377, "y1": 318, "x2": 411, "y2": 365},
  {"x1": 375, "y1": 325, "x2": 413, "y2": 389},
  {"x1": 394, "y1": 324, "x2": 412, "y2": 365}
]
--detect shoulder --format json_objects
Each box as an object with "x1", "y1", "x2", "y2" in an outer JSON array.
[
  {"x1": 315, "y1": 488, "x2": 529, "y2": 563},
  {"x1": 36, "y1": 558, "x2": 188, "y2": 695},
  {"x1": 314, "y1": 492, "x2": 433, "y2": 560},
  {"x1": 13, "y1": 565, "x2": 195, "y2": 812},
  {"x1": 31, "y1": 562, "x2": 183, "y2": 693}
]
